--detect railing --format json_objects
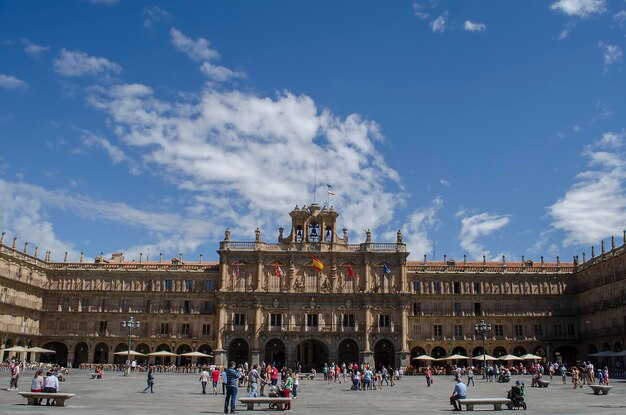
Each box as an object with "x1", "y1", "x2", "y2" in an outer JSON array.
[{"x1": 220, "y1": 241, "x2": 404, "y2": 252}]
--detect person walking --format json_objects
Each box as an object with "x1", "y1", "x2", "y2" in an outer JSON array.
[
  {"x1": 143, "y1": 367, "x2": 155, "y2": 393},
  {"x1": 292, "y1": 371, "x2": 299, "y2": 399},
  {"x1": 199, "y1": 366, "x2": 210, "y2": 394},
  {"x1": 212, "y1": 366, "x2": 221, "y2": 395},
  {"x1": 282, "y1": 370, "x2": 293, "y2": 410},
  {"x1": 425, "y1": 366, "x2": 433, "y2": 387},
  {"x1": 248, "y1": 364, "x2": 260, "y2": 397},
  {"x1": 467, "y1": 366, "x2": 475, "y2": 386},
  {"x1": 224, "y1": 360, "x2": 242, "y2": 414},
  {"x1": 449, "y1": 377, "x2": 467, "y2": 411},
  {"x1": 9, "y1": 362, "x2": 19, "y2": 391}
]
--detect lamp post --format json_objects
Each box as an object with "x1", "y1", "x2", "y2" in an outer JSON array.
[
  {"x1": 474, "y1": 319, "x2": 491, "y2": 379},
  {"x1": 121, "y1": 316, "x2": 140, "y2": 376}
]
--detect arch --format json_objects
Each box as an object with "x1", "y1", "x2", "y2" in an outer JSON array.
[
  {"x1": 374, "y1": 339, "x2": 395, "y2": 371},
  {"x1": 2, "y1": 338, "x2": 15, "y2": 361},
  {"x1": 512, "y1": 346, "x2": 526, "y2": 356},
  {"x1": 411, "y1": 346, "x2": 428, "y2": 367},
  {"x1": 113, "y1": 342, "x2": 130, "y2": 364},
  {"x1": 154, "y1": 343, "x2": 172, "y2": 365},
  {"x1": 73, "y1": 342, "x2": 89, "y2": 367},
  {"x1": 492, "y1": 346, "x2": 507, "y2": 358},
  {"x1": 135, "y1": 343, "x2": 150, "y2": 364},
  {"x1": 601, "y1": 342, "x2": 610, "y2": 351},
  {"x1": 472, "y1": 346, "x2": 484, "y2": 357},
  {"x1": 451, "y1": 346, "x2": 467, "y2": 356},
  {"x1": 587, "y1": 344, "x2": 598, "y2": 355},
  {"x1": 264, "y1": 338, "x2": 286, "y2": 368},
  {"x1": 94, "y1": 342, "x2": 109, "y2": 364},
  {"x1": 177, "y1": 344, "x2": 193, "y2": 366},
  {"x1": 41, "y1": 342, "x2": 68, "y2": 366},
  {"x1": 533, "y1": 346, "x2": 546, "y2": 357},
  {"x1": 613, "y1": 341, "x2": 623, "y2": 352},
  {"x1": 294, "y1": 338, "x2": 329, "y2": 371},
  {"x1": 228, "y1": 338, "x2": 250, "y2": 366},
  {"x1": 431, "y1": 346, "x2": 447, "y2": 359},
  {"x1": 553, "y1": 345, "x2": 579, "y2": 365},
  {"x1": 337, "y1": 339, "x2": 359, "y2": 366},
  {"x1": 197, "y1": 344, "x2": 213, "y2": 366}
]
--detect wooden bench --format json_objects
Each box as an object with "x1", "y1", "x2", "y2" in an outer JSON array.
[
  {"x1": 239, "y1": 397, "x2": 292, "y2": 411},
  {"x1": 18, "y1": 392, "x2": 76, "y2": 406},
  {"x1": 589, "y1": 385, "x2": 613, "y2": 395},
  {"x1": 537, "y1": 380, "x2": 551, "y2": 388},
  {"x1": 460, "y1": 398, "x2": 511, "y2": 411}
]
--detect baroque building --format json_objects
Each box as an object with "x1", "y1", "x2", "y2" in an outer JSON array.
[{"x1": 1, "y1": 204, "x2": 625, "y2": 370}]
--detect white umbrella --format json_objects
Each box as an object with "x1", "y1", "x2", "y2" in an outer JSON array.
[
  {"x1": 412, "y1": 354, "x2": 436, "y2": 361},
  {"x1": 588, "y1": 350, "x2": 615, "y2": 357},
  {"x1": 3, "y1": 346, "x2": 28, "y2": 352},
  {"x1": 472, "y1": 353, "x2": 498, "y2": 361},
  {"x1": 610, "y1": 350, "x2": 626, "y2": 357},
  {"x1": 520, "y1": 353, "x2": 543, "y2": 360},
  {"x1": 180, "y1": 351, "x2": 213, "y2": 358},
  {"x1": 442, "y1": 354, "x2": 470, "y2": 360},
  {"x1": 498, "y1": 354, "x2": 523, "y2": 361},
  {"x1": 147, "y1": 350, "x2": 178, "y2": 357},
  {"x1": 114, "y1": 350, "x2": 146, "y2": 356},
  {"x1": 25, "y1": 347, "x2": 56, "y2": 354}
]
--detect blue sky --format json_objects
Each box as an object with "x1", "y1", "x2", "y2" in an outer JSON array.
[{"x1": 1, "y1": 0, "x2": 625, "y2": 263}]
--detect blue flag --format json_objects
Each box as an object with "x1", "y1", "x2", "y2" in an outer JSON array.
[{"x1": 383, "y1": 262, "x2": 391, "y2": 274}]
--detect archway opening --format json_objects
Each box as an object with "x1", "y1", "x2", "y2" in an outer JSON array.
[
  {"x1": 73, "y1": 342, "x2": 89, "y2": 367},
  {"x1": 553, "y1": 345, "x2": 579, "y2": 366},
  {"x1": 228, "y1": 338, "x2": 249, "y2": 366},
  {"x1": 135, "y1": 343, "x2": 150, "y2": 364},
  {"x1": 295, "y1": 339, "x2": 329, "y2": 371},
  {"x1": 94, "y1": 342, "x2": 109, "y2": 364},
  {"x1": 264, "y1": 339, "x2": 286, "y2": 368},
  {"x1": 177, "y1": 344, "x2": 193, "y2": 366},
  {"x1": 41, "y1": 342, "x2": 68, "y2": 366},
  {"x1": 512, "y1": 346, "x2": 527, "y2": 356},
  {"x1": 374, "y1": 339, "x2": 395, "y2": 371},
  {"x1": 338, "y1": 339, "x2": 359, "y2": 366},
  {"x1": 431, "y1": 346, "x2": 447, "y2": 359},
  {"x1": 197, "y1": 344, "x2": 213, "y2": 366},
  {"x1": 472, "y1": 346, "x2": 484, "y2": 357},
  {"x1": 113, "y1": 343, "x2": 129, "y2": 364},
  {"x1": 154, "y1": 344, "x2": 172, "y2": 365},
  {"x1": 492, "y1": 346, "x2": 507, "y2": 358},
  {"x1": 587, "y1": 344, "x2": 598, "y2": 355},
  {"x1": 452, "y1": 346, "x2": 467, "y2": 356}
]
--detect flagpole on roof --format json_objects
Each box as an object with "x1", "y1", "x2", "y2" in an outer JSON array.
[{"x1": 313, "y1": 154, "x2": 317, "y2": 204}]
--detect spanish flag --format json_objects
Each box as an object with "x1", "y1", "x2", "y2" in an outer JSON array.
[
  {"x1": 347, "y1": 264, "x2": 354, "y2": 279},
  {"x1": 312, "y1": 258, "x2": 324, "y2": 272}
]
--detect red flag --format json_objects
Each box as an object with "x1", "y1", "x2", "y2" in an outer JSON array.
[
  {"x1": 347, "y1": 264, "x2": 354, "y2": 279},
  {"x1": 275, "y1": 261, "x2": 284, "y2": 277},
  {"x1": 235, "y1": 262, "x2": 240, "y2": 278}
]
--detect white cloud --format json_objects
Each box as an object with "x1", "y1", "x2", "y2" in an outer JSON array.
[
  {"x1": 599, "y1": 42, "x2": 623, "y2": 68},
  {"x1": 558, "y1": 29, "x2": 569, "y2": 40},
  {"x1": 53, "y1": 49, "x2": 122, "y2": 78},
  {"x1": 143, "y1": 6, "x2": 171, "y2": 29},
  {"x1": 440, "y1": 179, "x2": 450, "y2": 186},
  {"x1": 76, "y1": 130, "x2": 140, "y2": 174},
  {"x1": 400, "y1": 197, "x2": 442, "y2": 259},
  {"x1": 170, "y1": 28, "x2": 220, "y2": 62},
  {"x1": 614, "y1": 10, "x2": 626, "y2": 26},
  {"x1": 412, "y1": 1, "x2": 430, "y2": 19},
  {"x1": 549, "y1": 130, "x2": 626, "y2": 246},
  {"x1": 430, "y1": 15, "x2": 446, "y2": 33},
  {"x1": 21, "y1": 39, "x2": 50, "y2": 57},
  {"x1": 550, "y1": 0, "x2": 606, "y2": 18},
  {"x1": 459, "y1": 211, "x2": 511, "y2": 259},
  {"x1": 200, "y1": 62, "x2": 244, "y2": 82},
  {"x1": 0, "y1": 74, "x2": 28, "y2": 89},
  {"x1": 463, "y1": 20, "x2": 487, "y2": 32}
]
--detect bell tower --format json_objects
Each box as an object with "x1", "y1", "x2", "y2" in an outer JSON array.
[{"x1": 279, "y1": 204, "x2": 346, "y2": 245}]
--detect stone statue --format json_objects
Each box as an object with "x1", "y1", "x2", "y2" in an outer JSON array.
[
  {"x1": 396, "y1": 229, "x2": 403, "y2": 243},
  {"x1": 365, "y1": 229, "x2": 371, "y2": 243},
  {"x1": 224, "y1": 228, "x2": 230, "y2": 241},
  {"x1": 255, "y1": 228, "x2": 261, "y2": 242}
]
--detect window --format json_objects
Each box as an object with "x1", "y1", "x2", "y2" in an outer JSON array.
[
  {"x1": 433, "y1": 324, "x2": 442, "y2": 337},
  {"x1": 534, "y1": 324, "x2": 543, "y2": 337},
  {"x1": 412, "y1": 280, "x2": 420, "y2": 293},
  {"x1": 98, "y1": 320, "x2": 107, "y2": 333},
  {"x1": 202, "y1": 324, "x2": 210, "y2": 336},
  {"x1": 379, "y1": 314, "x2": 391, "y2": 327},
  {"x1": 100, "y1": 298, "x2": 107, "y2": 310},
  {"x1": 567, "y1": 324, "x2": 575, "y2": 336},
  {"x1": 183, "y1": 300, "x2": 191, "y2": 314},
  {"x1": 412, "y1": 324, "x2": 421, "y2": 336},
  {"x1": 181, "y1": 323, "x2": 190, "y2": 336},
  {"x1": 185, "y1": 280, "x2": 193, "y2": 291},
  {"x1": 145, "y1": 300, "x2": 151, "y2": 313},
  {"x1": 454, "y1": 302, "x2": 462, "y2": 316},
  {"x1": 234, "y1": 313, "x2": 246, "y2": 326},
  {"x1": 202, "y1": 301, "x2": 214, "y2": 314},
  {"x1": 160, "y1": 323, "x2": 169, "y2": 335},
  {"x1": 62, "y1": 298, "x2": 69, "y2": 309},
  {"x1": 494, "y1": 324, "x2": 504, "y2": 337},
  {"x1": 413, "y1": 302, "x2": 421, "y2": 316},
  {"x1": 434, "y1": 281, "x2": 442, "y2": 294},
  {"x1": 554, "y1": 324, "x2": 563, "y2": 337},
  {"x1": 165, "y1": 279, "x2": 172, "y2": 290},
  {"x1": 79, "y1": 320, "x2": 88, "y2": 331},
  {"x1": 146, "y1": 279, "x2": 153, "y2": 291},
  {"x1": 474, "y1": 303, "x2": 481, "y2": 316},
  {"x1": 306, "y1": 314, "x2": 319, "y2": 327},
  {"x1": 453, "y1": 282, "x2": 461, "y2": 294},
  {"x1": 270, "y1": 313, "x2": 283, "y2": 327},
  {"x1": 163, "y1": 300, "x2": 171, "y2": 312},
  {"x1": 473, "y1": 282, "x2": 481, "y2": 294},
  {"x1": 122, "y1": 299, "x2": 130, "y2": 312},
  {"x1": 342, "y1": 314, "x2": 355, "y2": 327},
  {"x1": 80, "y1": 298, "x2": 89, "y2": 309},
  {"x1": 205, "y1": 280, "x2": 215, "y2": 291},
  {"x1": 454, "y1": 324, "x2": 463, "y2": 337},
  {"x1": 515, "y1": 324, "x2": 523, "y2": 337}
]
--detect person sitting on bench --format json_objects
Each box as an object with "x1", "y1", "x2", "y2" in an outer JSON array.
[
  {"x1": 42, "y1": 370, "x2": 59, "y2": 406},
  {"x1": 449, "y1": 377, "x2": 467, "y2": 411}
]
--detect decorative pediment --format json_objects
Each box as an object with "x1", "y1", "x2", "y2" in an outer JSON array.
[
  {"x1": 232, "y1": 260, "x2": 251, "y2": 265},
  {"x1": 266, "y1": 260, "x2": 287, "y2": 266}
]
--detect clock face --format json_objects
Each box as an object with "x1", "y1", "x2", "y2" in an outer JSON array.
[{"x1": 309, "y1": 243, "x2": 318, "y2": 251}]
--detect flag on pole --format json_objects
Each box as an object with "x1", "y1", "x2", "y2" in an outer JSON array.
[
  {"x1": 312, "y1": 258, "x2": 324, "y2": 272},
  {"x1": 383, "y1": 262, "x2": 391, "y2": 274},
  {"x1": 347, "y1": 264, "x2": 354, "y2": 279},
  {"x1": 275, "y1": 261, "x2": 284, "y2": 278},
  {"x1": 327, "y1": 184, "x2": 335, "y2": 196}
]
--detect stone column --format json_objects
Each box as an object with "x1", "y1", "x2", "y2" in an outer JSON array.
[
  {"x1": 250, "y1": 302, "x2": 262, "y2": 366},
  {"x1": 214, "y1": 302, "x2": 227, "y2": 367},
  {"x1": 87, "y1": 344, "x2": 96, "y2": 364},
  {"x1": 67, "y1": 343, "x2": 75, "y2": 368},
  {"x1": 219, "y1": 257, "x2": 228, "y2": 291},
  {"x1": 363, "y1": 258, "x2": 371, "y2": 292},
  {"x1": 255, "y1": 256, "x2": 263, "y2": 291},
  {"x1": 360, "y1": 305, "x2": 374, "y2": 366},
  {"x1": 398, "y1": 258, "x2": 407, "y2": 293}
]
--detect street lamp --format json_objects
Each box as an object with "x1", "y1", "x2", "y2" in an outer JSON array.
[
  {"x1": 474, "y1": 319, "x2": 491, "y2": 379},
  {"x1": 121, "y1": 316, "x2": 140, "y2": 376}
]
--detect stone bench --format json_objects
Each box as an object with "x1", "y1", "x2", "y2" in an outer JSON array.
[
  {"x1": 537, "y1": 380, "x2": 551, "y2": 388},
  {"x1": 89, "y1": 373, "x2": 100, "y2": 379},
  {"x1": 239, "y1": 397, "x2": 292, "y2": 411},
  {"x1": 18, "y1": 392, "x2": 76, "y2": 406},
  {"x1": 300, "y1": 373, "x2": 316, "y2": 380},
  {"x1": 589, "y1": 385, "x2": 613, "y2": 395},
  {"x1": 460, "y1": 398, "x2": 511, "y2": 411},
  {"x1": 393, "y1": 375, "x2": 402, "y2": 380}
]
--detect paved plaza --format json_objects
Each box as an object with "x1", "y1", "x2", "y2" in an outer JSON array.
[{"x1": 0, "y1": 371, "x2": 625, "y2": 414}]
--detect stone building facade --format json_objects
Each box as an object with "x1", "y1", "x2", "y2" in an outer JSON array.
[{"x1": 1, "y1": 204, "x2": 625, "y2": 370}]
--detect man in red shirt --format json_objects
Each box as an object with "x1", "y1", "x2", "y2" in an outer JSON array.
[
  {"x1": 211, "y1": 367, "x2": 220, "y2": 395},
  {"x1": 271, "y1": 366, "x2": 279, "y2": 386}
]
